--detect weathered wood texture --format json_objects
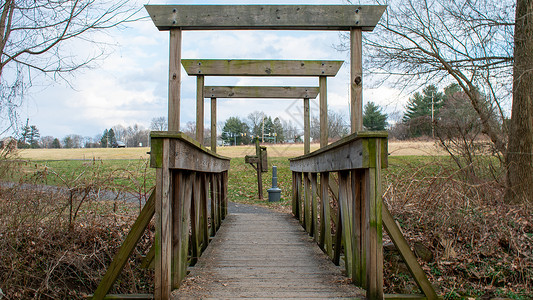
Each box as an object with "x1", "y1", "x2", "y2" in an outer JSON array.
[
  {"x1": 145, "y1": 5, "x2": 386, "y2": 31},
  {"x1": 289, "y1": 131, "x2": 388, "y2": 173},
  {"x1": 351, "y1": 28, "x2": 363, "y2": 132},
  {"x1": 210, "y1": 98, "x2": 216, "y2": 152},
  {"x1": 168, "y1": 29, "x2": 181, "y2": 131},
  {"x1": 171, "y1": 209, "x2": 365, "y2": 299},
  {"x1": 204, "y1": 86, "x2": 319, "y2": 99},
  {"x1": 196, "y1": 75, "x2": 204, "y2": 143},
  {"x1": 182, "y1": 59, "x2": 343, "y2": 77},
  {"x1": 319, "y1": 76, "x2": 328, "y2": 148},
  {"x1": 290, "y1": 132, "x2": 437, "y2": 299},
  {"x1": 304, "y1": 97, "x2": 311, "y2": 154},
  {"x1": 150, "y1": 131, "x2": 230, "y2": 173}
]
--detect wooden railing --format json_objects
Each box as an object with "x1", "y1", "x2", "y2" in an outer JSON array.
[
  {"x1": 290, "y1": 132, "x2": 437, "y2": 300},
  {"x1": 91, "y1": 132, "x2": 230, "y2": 300}
]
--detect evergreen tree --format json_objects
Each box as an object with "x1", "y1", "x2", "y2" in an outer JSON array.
[
  {"x1": 273, "y1": 117, "x2": 285, "y2": 143},
  {"x1": 100, "y1": 129, "x2": 109, "y2": 148},
  {"x1": 108, "y1": 128, "x2": 117, "y2": 146},
  {"x1": 402, "y1": 85, "x2": 444, "y2": 137},
  {"x1": 51, "y1": 138, "x2": 61, "y2": 149},
  {"x1": 221, "y1": 117, "x2": 250, "y2": 145},
  {"x1": 28, "y1": 125, "x2": 40, "y2": 148},
  {"x1": 363, "y1": 102, "x2": 388, "y2": 131}
]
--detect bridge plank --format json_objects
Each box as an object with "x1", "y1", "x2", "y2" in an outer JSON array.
[{"x1": 171, "y1": 209, "x2": 364, "y2": 299}]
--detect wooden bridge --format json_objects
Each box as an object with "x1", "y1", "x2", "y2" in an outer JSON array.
[{"x1": 90, "y1": 5, "x2": 438, "y2": 300}]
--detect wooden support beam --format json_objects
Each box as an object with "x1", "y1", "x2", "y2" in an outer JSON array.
[
  {"x1": 383, "y1": 204, "x2": 438, "y2": 300},
  {"x1": 304, "y1": 98, "x2": 310, "y2": 154},
  {"x1": 204, "y1": 86, "x2": 319, "y2": 99},
  {"x1": 211, "y1": 98, "x2": 217, "y2": 152},
  {"x1": 168, "y1": 29, "x2": 181, "y2": 131},
  {"x1": 182, "y1": 59, "x2": 343, "y2": 77},
  {"x1": 319, "y1": 76, "x2": 328, "y2": 148},
  {"x1": 201, "y1": 174, "x2": 209, "y2": 252},
  {"x1": 304, "y1": 173, "x2": 311, "y2": 234},
  {"x1": 155, "y1": 139, "x2": 171, "y2": 300},
  {"x1": 365, "y1": 139, "x2": 383, "y2": 299},
  {"x1": 92, "y1": 193, "x2": 155, "y2": 300},
  {"x1": 145, "y1": 5, "x2": 386, "y2": 31},
  {"x1": 351, "y1": 28, "x2": 363, "y2": 132},
  {"x1": 196, "y1": 75, "x2": 205, "y2": 144}
]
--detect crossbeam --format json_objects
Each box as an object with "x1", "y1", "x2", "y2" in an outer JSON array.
[
  {"x1": 204, "y1": 86, "x2": 319, "y2": 99},
  {"x1": 182, "y1": 59, "x2": 343, "y2": 77},
  {"x1": 145, "y1": 5, "x2": 386, "y2": 31}
]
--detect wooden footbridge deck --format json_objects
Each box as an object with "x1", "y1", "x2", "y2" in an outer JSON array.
[{"x1": 173, "y1": 204, "x2": 364, "y2": 299}]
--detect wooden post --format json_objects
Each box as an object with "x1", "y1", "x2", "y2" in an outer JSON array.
[
  {"x1": 168, "y1": 29, "x2": 182, "y2": 132},
  {"x1": 256, "y1": 139, "x2": 264, "y2": 200},
  {"x1": 351, "y1": 28, "x2": 363, "y2": 132},
  {"x1": 319, "y1": 76, "x2": 328, "y2": 148},
  {"x1": 304, "y1": 97, "x2": 310, "y2": 154},
  {"x1": 196, "y1": 75, "x2": 205, "y2": 143},
  {"x1": 365, "y1": 139, "x2": 383, "y2": 299},
  {"x1": 155, "y1": 139, "x2": 172, "y2": 299},
  {"x1": 211, "y1": 97, "x2": 217, "y2": 152}
]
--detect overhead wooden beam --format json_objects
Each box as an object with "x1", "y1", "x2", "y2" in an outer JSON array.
[
  {"x1": 145, "y1": 5, "x2": 386, "y2": 31},
  {"x1": 182, "y1": 59, "x2": 343, "y2": 77},
  {"x1": 204, "y1": 86, "x2": 319, "y2": 99}
]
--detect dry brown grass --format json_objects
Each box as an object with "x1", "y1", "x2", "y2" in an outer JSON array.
[{"x1": 17, "y1": 141, "x2": 445, "y2": 160}]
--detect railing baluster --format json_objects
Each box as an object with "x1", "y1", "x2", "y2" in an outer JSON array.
[{"x1": 311, "y1": 173, "x2": 319, "y2": 239}]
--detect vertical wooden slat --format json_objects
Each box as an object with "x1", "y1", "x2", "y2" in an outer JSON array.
[
  {"x1": 216, "y1": 173, "x2": 222, "y2": 228},
  {"x1": 210, "y1": 173, "x2": 216, "y2": 236},
  {"x1": 171, "y1": 171, "x2": 181, "y2": 288},
  {"x1": 196, "y1": 75, "x2": 205, "y2": 143},
  {"x1": 319, "y1": 76, "x2": 328, "y2": 148},
  {"x1": 168, "y1": 29, "x2": 182, "y2": 132},
  {"x1": 292, "y1": 172, "x2": 298, "y2": 217},
  {"x1": 211, "y1": 97, "x2": 217, "y2": 152},
  {"x1": 190, "y1": 173, "x2": 201, "y2": 265},
  {"x1": 178, "y1": 172, "x2": 193, "y2": 282},
  {"x1": 319, "y1": 172, "x2": 333, "y2": 258},
  {"x1": 155, "y1": 139, "x2": 171, "y2": 299},
  {"x1": 350, "y1": 28, "x2": 363, "y2": 133},
  {"x1": 311, "y1": 173, "x2": 319, "y2": 239},
  {"x1": 304, "y1": 173, "x2": 311, "y2": 234},
  {"x1": 339, "y1": 171, "x2": 354, "y2": 278},
  {"x1": 353, "y1": 170, "x2": 366, "y2": 287},
  {"x1": 365, "y1": 139, "x2": 383, "y2": 299},
  {"x1": 333, "y1": 204, "x2": 343, "y2": 266},
  {"x1": 201, "y1": 174, "x2": 209, "y2": 251},
  {"x1": 222, "y1": 171, "x2": 228, "y2": 219},
  {"x1": 303, "y1": 97, "x2": 310, "y2": 154}
]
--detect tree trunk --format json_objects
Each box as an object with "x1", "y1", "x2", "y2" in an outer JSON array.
[{"x1": 505, "y1": 0, "x2": 533, "y2": 203}]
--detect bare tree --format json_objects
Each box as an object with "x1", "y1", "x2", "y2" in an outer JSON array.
[
  {"x1": 150, "y1": 116, "x2": 167, "y2": 131},
  {"x1": 343, "y1": 0, "x2": 529, "y2": 201},
  {"x1": 0, "y1": 0, "x2": 141, "y2": 133}
]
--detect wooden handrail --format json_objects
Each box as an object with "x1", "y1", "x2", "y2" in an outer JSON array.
[{"x1": 290, "y1": 131, "x2": 437, "y2": 300}]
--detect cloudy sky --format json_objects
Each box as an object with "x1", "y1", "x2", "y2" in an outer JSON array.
[{"x1": 19, "y1": 0, "x2": 407, "y2": 140}]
